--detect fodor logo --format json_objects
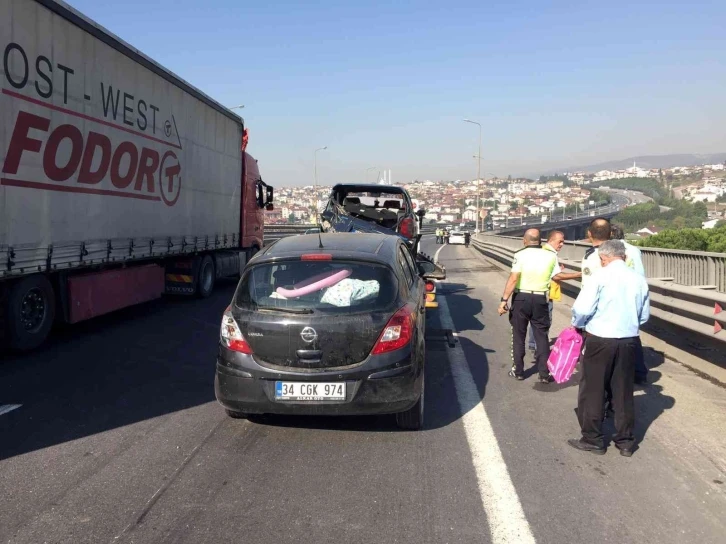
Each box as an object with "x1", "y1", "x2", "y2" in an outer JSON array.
[
  {"x1": 160, "y1": 151, "x2": 181, "y2": 206},
  {"x1": 1, "y1": 97, "x2": 183, "y2": 206}
]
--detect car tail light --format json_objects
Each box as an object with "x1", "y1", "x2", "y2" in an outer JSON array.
[
  {"x1": 220, "y1": 306, "x2": 253, "y2": 354},
  {"x1": 371, "y1": 304, "x2": 416, "y2": 355},
  {"x1": 400, "y1": 217, "x2": 414, "y2": 239},
  {"x1": 301, "y1": 253, "x2": 332, "y2": 261},
  {"x1": 425, "y1": 280, "x2": 435, "y2": 293}
]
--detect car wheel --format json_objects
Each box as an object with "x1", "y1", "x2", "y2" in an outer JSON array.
[
  {"x1": 396, "y1": 370, "x2": 424, "y2": 430},
  {"x1": 6, "y1": 275, "x2": 56, "y2": 351},
  {"x1": 197, "y1": 255, "x2": 215, "y2": 298},
  {"x1": 225, "y1": 409, "x2": 248, "y2": 420}
]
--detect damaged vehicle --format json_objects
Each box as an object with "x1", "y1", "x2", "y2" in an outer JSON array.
[
  {"x1": 320, "y1": 184, "x2": 446, "y2": 287},
  {"x1": 215, "y1": 233, "x2": 426, "y2": 429}
]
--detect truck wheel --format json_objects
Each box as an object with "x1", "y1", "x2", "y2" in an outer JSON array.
[
  {"x1": 197, "y1": 255, "x2": 215, "y2": 298},
  {"x1": 6, "y1": 275, "x2": 56, "y2": 351},
  {"x1": 395, "y1": 370, "x2": 424, "y2": 431}
]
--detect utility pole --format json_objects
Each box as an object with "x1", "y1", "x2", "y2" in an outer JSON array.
[{"x1": 463, "y1": 119, "x2": 482, "y2": 233}]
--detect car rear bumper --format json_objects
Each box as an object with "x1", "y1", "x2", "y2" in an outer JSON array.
[{"x1": 215, "y1": 347, "x2": 423, "y2": 416}]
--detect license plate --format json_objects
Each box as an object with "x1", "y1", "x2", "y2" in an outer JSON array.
[{"x1": 274, "y1": 382, "x2": 346, "y2": 401}]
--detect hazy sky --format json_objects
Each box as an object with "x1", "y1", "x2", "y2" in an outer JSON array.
[{"x1": 69, "y1": 0, "x2": 726, "y2": 185}]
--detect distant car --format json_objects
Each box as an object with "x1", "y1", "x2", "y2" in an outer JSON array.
[
  {"x1": 566, "y1": 216, "x2": 573, "y2": 220},
  {"x1": 304, "y1": 228, "x2": 320, "y2": 235},
  {"x1": 215, "y1": 233, "x2": 426, "y2": 430},
  {"x1": 449, "y1": 231, "x2": 466, "y2": 245}
]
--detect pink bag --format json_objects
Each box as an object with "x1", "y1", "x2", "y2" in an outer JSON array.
[{"x1": 547, "y1": 327, "x2": 583, "y2": 384}]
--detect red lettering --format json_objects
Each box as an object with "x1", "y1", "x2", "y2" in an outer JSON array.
[
  {"x1": 134, "y1": 147, "x2": 159, "y2": 192},
  {"x1": 110, "y1": 141, "x2": 138, "y2": 189},
  {"x1": 77, "y1": 131, "x2": 112, "y2": 185},
  {"x1": 2, "y1": 111, "x2": 50, "y2": 174},
  {"x1": 3, "y1": 110, "x2": 175, "y2": 199},
  {"x1": 43, "y1": 124, "x2": 84, "y2": 182}
]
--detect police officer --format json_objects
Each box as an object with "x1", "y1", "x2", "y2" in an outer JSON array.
[
  {"x1": 498, "y1": 228, "x2": 558, "y2": 383},
  {"x1": 581, "y1": 218, "x2": 611, "y2": 287}
]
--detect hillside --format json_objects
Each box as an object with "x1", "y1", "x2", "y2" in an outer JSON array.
[{"x1": 546, "y1": 153, "x2": 726, "y2": 175}]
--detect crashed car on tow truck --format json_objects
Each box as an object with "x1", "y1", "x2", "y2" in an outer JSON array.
[{"x1": 319, "y1": 184, "x2": 445, "y2": 308}]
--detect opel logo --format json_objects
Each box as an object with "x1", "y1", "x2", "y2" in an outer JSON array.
[{"x1": 300, "y1": 327, "x2": 317, "y2": 343}]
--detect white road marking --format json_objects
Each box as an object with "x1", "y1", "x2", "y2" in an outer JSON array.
[
  {"x1": 0, "y1": 404, "x2": 22, "y2": 417},
  {"x1": 434, "y1": 243, "x2": 446, "y2": 263},
  {"x1": 438, "y1": 292, "x2": 536, "y2": 544}
]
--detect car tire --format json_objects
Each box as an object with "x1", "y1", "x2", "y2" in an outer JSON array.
[
  {"x1": 197, "y1": 255, "x2": 215, "y2": 298},
  {"x1": 396, "y1": 371, "x2": 424, "y2": 430},
  {"x1": 6, "y1": 275, "x2": 56, "y2": 352},
  {"x1": 225, "y1": 409, "x2": 248, "y2": 420}
]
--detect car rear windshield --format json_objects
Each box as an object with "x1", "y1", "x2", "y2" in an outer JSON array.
[{"x1": 235, "y1": 260, "x2": 398, "y2": 313}]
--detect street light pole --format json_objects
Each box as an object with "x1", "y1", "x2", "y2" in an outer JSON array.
[{"x1": 463, "y1": 119, "x2": 482, "y2": 233}]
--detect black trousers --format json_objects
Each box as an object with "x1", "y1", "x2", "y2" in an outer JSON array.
[
  {"x1": 509, "y1": 292, "x2": 550, "y2": 378},
  {"x1": 634, "y1": 337, "x2": 648, "y2": 380},
  {"x1": 577, "y1": 335, "x2": 636, "y2": 449}
]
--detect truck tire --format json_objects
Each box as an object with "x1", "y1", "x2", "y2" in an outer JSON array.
[
  {"x1": 197, "y1": 255, "x2": 215, "y2": 298},
  {"x1": 395, "y1": 370, "x2": 424, "y2": 431},
  {"x1": 6, "y1": 275, "x2": 56, "y2": 351}
]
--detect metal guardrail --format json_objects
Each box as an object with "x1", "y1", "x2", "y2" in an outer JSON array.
[
  {"x1": 484, "y1": 235, "x2": 726, "y2": 293},
  {"x1": 471, "y1": 236, "x2": 726, "y2": 346},
  {"x1": 264, "y1": 224, "x2": 439, "y2": 245}
]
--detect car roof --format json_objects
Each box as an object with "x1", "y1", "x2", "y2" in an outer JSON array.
[
  {"x1": 331, "y1": 184, "x2": 409, "y2": 196},
  {"x1": 255, "y1": 233, "x2": 401, "y2": 264}
]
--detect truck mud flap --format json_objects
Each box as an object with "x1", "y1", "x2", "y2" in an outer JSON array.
[{"x1": 165, "y1": 258, "x2": 198, "y2": 295}]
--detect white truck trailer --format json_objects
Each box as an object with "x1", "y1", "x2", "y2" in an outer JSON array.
[{"x1": 1, "y1": 0, "x2": 273, "y2": 350}]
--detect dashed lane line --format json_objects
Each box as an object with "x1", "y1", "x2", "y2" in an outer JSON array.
[
  {"x1": 0, "y1": 404, "x2": 22, "y2": 417},
  {"x1": 438, "y1": 291, "x2": 536, "y2": 544}
]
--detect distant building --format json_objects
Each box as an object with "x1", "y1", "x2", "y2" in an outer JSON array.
[
  {"x1": 637, "y1": 225, "x2": 663, "y2": 237},
  {"x1": 702, "y1": 219, "x2": 721, "y2": 229}
]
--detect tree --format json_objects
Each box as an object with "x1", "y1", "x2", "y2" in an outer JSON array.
[{"x1": 287, "y1": 213, "x2": 296, "y2": 223}]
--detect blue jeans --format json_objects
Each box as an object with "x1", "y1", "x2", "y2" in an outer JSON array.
[{"x1": 528, "y1": 301, "x2": 554, "y2": 350}]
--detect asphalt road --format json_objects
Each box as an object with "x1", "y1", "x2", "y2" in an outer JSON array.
[{"x1": 1, "y1": 237, "x2": 725, "y2": 543}]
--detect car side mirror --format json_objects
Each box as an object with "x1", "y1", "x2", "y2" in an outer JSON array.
[{"x1": 417, "y1": 260, "x2": 446, "y2": 280}]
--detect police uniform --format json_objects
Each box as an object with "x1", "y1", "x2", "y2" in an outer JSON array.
[
  {"x1": 509, "y1": 245, "x2": 558, "y2": 378},
  {"x1": 581, "y1": 245, "x2": 602, "y2": 287}
]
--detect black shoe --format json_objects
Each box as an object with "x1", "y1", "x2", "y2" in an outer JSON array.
[
  {"x1": 508, "y1": 369, "x2": 524, "y2": 381},
  {"x1": 568, "y1": 438, "x2": 606, "y2": 455},
  {"x1": 615, "y1": 444, "x2": 634, "y2": 457},
  {"x1": 634, "y1": 375, "x2": 648, "y2": 385},
  {"x1": 538, "y1": 374, "x2": 554, "y2": 384}
]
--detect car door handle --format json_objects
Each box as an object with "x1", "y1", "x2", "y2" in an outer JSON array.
[{"x1": 296, "y1": 350, "x2": 322, "y2": 361}]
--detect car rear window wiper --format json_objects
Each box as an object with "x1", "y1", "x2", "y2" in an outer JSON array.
[{"x1": 258, "y1": 306, "x2": 314, "y2": 315}]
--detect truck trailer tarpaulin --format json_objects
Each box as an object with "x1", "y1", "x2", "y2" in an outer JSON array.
[{"x1": 0, "y1": 0, "x2": 273, "y2": 350}]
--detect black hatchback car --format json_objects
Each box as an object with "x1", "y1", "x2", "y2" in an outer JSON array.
[{"x1": 215, "y1": 233, "x2": 427, "y2": 429}]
